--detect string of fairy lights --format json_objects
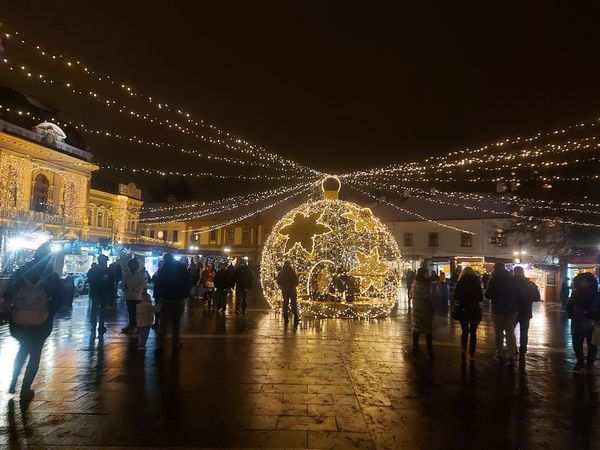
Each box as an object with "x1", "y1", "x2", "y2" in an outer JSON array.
[
  {"x1": 351, "y1": 178, "x2": 600, "y2": 229},
  {"x1": 1, "y1": 22, "x2": 600, "y2": 235},
  {"x1": 182, "y1": 185, "x2": 317, "y2": 234},
  {"x1": 0, "y1": 32, "x2": 319, "y2": 175},
  {"x1": 141, "y1": 182, "x2": 313, "y2": 224},
  {"x1": 3, "y1": 28, "x2": 294, "y2": 162},
  {"x1": 0, "y1": 105, "x2": 289, "y2": 171}
]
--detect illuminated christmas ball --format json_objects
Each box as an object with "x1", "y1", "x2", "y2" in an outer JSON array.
[{"x1": 261, "y1": 176, "x2": 402, "y2": 319}]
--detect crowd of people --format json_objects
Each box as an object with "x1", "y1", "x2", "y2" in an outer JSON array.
[
  {"x1": 410, "y1": 262, "x2": 600, "y2": 373},
  {"x1": 2, "y1": 244, "x2": 599, "y2": 401}
]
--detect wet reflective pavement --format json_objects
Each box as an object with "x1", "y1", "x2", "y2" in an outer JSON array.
[{"x1": 0, "y1": 292, "x2": 598, "y2": 449}]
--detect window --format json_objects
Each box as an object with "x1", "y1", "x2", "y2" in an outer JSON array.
[
  {"x1": 403, "y1": 233, "x2": 413, "y2": 247},
  {"x1": 31, "y1": 173, "x2": 49, "y2": 212},
  {"x1": 149, "y1": 230, "x2": 155, "y2": 238},
  {"x1": 209, "y1": 229, "x2": 217, "y2": 242},
  {"x1": 172, "y1": 230, "x2": 179, "y2": 242},
  {"x1": 107, "y1": 213, "x2": 114, "y2": 228},
  {"x1": 428, "y1": 232, "x2": 439, "y2": 247},
  {"x1": 242, "y1": 226, "x2": 250, "y2": 244},
  {"x1": 488, "y1": 230, "x2": 508, "y2": 247},
  {"x1": 97, "y1": 211, "x2": 104, "y2": 228},
  {"x1": 461, "y1": 232, "x2": 473, "y2": 247},
  {"x1": 140, "y1": 230, "x2": 145, "y2": 236},
  {"x1": 162, "y1": 230, "x2": 168, "y2": 241},
  {"x1": 227, "y1": 227, "x2": 235, "y2": 243}
]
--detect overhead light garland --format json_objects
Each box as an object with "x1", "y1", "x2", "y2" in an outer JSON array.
[
  {"x1": 0, "y1": 42, "x2": 318, "y2": 175},
  {"x1": 349, "y1": 184, "x2": 476, "y2": 234},
  {"x1": 181, "y1": 184, "x2": 317, "y2": 234},
  {"x1": 141, "y1": 182, "x2": 313, "y2": 224}
]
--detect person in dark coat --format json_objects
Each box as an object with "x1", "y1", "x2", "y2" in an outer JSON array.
[
  {"x1": 87, "y1": 254, "x2": 114, "y2": 336},
  {"x1": 6, "y1": 243, "x2": 63, "y2": 400},
  {"x1": 277, "y1": 261, "x2": 299, "y2": 324},
  {"x1": 560, "y1": 277, "x2": 571, "y2": 310},
  {"x1": 405, "y1": 269, "x2": 415, "y2": 308},
  {"x1": 452, "y1": 267, "x2": 483, "y2": 361},
  {"x1": 214, "y1": 263, "x2": 232, "y2": 314},
  {"x1": 108, "y1": 261, "x2": 122, "y2": 302},
  {"x1": 566, "y1": 272, "x2": 600, "y2": 373},
  {"x1": 485, "y1": 262, "x2": 519, "y2": 365},
  {"x1": 513, "y1": 266, "x2": 541, "y2": 358},
  {"x1": 154, "y1": 254, "x2": 192, "y2": 351},
  {"x1": 234, "y1": 260, "x2": 254, "y2": 314},
  {"x1": 411, "y1": 267, "x2": 434, "y2": 358}
]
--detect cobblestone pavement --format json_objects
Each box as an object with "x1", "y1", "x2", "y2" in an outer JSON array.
[{"x1": 0, "y1": 291, "x2": 597, "y2": 449}]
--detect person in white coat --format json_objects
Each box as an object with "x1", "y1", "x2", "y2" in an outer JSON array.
[{"x1": 122, "y1": 258, "x2": 147, "y2": 334}]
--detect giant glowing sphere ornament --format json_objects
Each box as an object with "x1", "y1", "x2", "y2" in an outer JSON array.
[{"x1": 261, "y1": 176, "x2": 401, "y2": 319}]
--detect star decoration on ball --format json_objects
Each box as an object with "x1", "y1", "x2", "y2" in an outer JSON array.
[
  {"x1": 279, "y1": 211, "x2": 332, "y2": 254},
  {"x1": 349, "y1": 248, "x2": 391, "y2": 293},
  {"x1": 341, "y1": 205, "x2": 376, "y2": 233}
]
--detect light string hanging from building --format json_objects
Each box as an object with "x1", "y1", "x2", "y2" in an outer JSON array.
[
  {"x1": 348, "y1": 183, "x2": 476, "y2": 234},
  {"x1": 0, "y1": 39, "x2": 319, "y2": 175},
  {"x1": 3, "y1": 27, "x2": 295, "y2": 164},
  {"x1": 182, "y1": 185, "x2": 317, "y2": 234},
  {"x1": 141, "y1": 182, "x2": 312, "y2": 224},
  {"x1": 351, "y1": 178, "x2": 600, "y2": 217},
  {"x1": 356, "y1": 179, "x2": 600, "y2": 229},
  {"x1": 341, "y1": 136, "x2": 600, "y2": 182},
  {"x1": 98, "y1": 163, "x2": 316, "y2": 181},
  {"x1": 0, "y1": 105, "x2": 289, "y2": 172}
]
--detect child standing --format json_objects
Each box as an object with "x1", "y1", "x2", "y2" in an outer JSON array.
[{"x1": 137, "y1": 290, "x2": 154, "y2": 350}]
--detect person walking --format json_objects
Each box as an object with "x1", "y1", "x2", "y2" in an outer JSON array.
[
  {"x1": 214, "y1": 263, "x2": 232, "y2": 314},
  {"x1": 452, "y1": 267, "x2": 483, "y2": 362},
  {"x1": 136, "y1": 289, "x2": 154, "y2": 350},
  {"x1": 6, "y1": 242, "x2": 63, "y2": 400},
  {"x1": 411, "y1": 268, "x2": 434, "y2": 358},
  {"x1": 513, "y1": 266, "x2": 541, "y2": 359},
  {"x1": 277, "y1": 261, "x2": 299, "y2": 325},
  {"x1": 234, "y1": 260, "x2": 254, "y2": 314},
  {"x1": 566, "y1": 272, "x2": 600, "y2": 373},
  {"x1": 485, "y1": 262, "x2": 518, "y2": 365},
  {"x1": 122, "y1": 258, "x2": 148, "y2": 334},
  {"x1": 154, "y1": 254, "x2": 192, "y2": 351},
  {"x1": 87, "y1": 254, "x2": 114, "y2": 336}
]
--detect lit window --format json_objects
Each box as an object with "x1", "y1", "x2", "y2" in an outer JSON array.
[{"x1": 461, "y1": 232, "x2": 472, "y2": 247}]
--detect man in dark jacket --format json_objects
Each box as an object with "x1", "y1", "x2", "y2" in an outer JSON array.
[
  {"x1": 277, "y1": 261, "x2": 300, "y2": 324},
  {"x1": 234, "y1": 260, "x2": 254, "y2": 314},
  {"x1": 513, "y1": 266, "x2": 541, "y2": 358},
  {"x1": 485, "y1": 262, "x2": 518, "y2": 364},
  {"x1": 154, "y1": 254, "x2": 192, "y2": 351},
  {"x1": 214, "y1": 263, "x2": 232, "y2": 314},
  {"x1": 87, "y1": 254, "x2": 114, "y2": 335}
]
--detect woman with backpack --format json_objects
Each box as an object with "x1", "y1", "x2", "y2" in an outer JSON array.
[
  {"x1": 452, "y1": 267, "x2": 483, "y2": 362},
  {"x1": 121, "y1": 258, "x2": 148, "y2": 334},
  {"x1": 6, "y1": 242, "x2": 63, "y2": 400}
]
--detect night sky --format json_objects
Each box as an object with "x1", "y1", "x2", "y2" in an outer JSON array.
[{"x1": 2, "y1": 1, "x2": 600, "y2": 199}]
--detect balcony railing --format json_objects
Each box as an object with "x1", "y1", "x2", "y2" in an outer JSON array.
[
  {"x1": 0, "y1": 119, "x2": 93, "y2": 162},
  {"x1": 0, "y1": 208, "x2": 83, "y2": 227}
]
